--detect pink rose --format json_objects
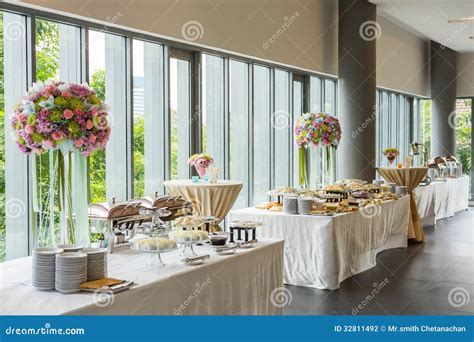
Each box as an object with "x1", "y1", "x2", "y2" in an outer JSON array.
[
  {"x1": 25, "y1": 125, "x2": 34, "y2": 134},
  {"x1": 61, "y1": 91, "x2": 72, "y2": 99},
  {"x1": 75, "y1": 109, "x2": 84, "y2": 116},
  {"x1": 89, "y1": 134, "x2": 97, "y2": 143},
  {"x1": 63, "y1": 109, "x2": 74, "y2": 119},
  {"x1": 86, "y1": 120, "x2": 94, "y2": 130},
  {"x1": 52, "y1": 131, "x2": 63, "y2": 141},
  {"x1": 75, "y1": 139, "x2": 84, "y2": 148}
]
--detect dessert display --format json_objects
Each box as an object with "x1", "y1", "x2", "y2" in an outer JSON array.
[
  {"x1": 255, "y1": 201, "x2": 282, "y2": 211},
  {"x1": 229, "y1": 221, "x2": 262, "y2": 243},
  {"x1": 267, "y1": 186, "x2": 298, "y2": 196},
  {"x1": 169, "y1": 229, "x2": 209, "y2": 244},
  {"x1": 132, "y1": 237, "x2": 177, "y2": 252},
  {"x1": 174, "y1": 215, "x2": 204, "y2": 228},
  {"x1": 324, "y1": 202, "x2": 340, "y2": 212},
  {"x1": 210, "y1": 235, "x2": 228, "y2": 246}
]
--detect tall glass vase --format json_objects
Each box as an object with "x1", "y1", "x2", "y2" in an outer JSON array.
[
  {"x1": 32, "y1": 149, "x2": 89, "y2": 248},
  {"x1": 298, "y1": 147, "x2": 309, "y2": 188}
]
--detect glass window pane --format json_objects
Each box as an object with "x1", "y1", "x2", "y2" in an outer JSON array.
[
  {"x1": 229, "y1": 60, "x2": 249, "y2": 208},
  {"x1": 310, "y1": 76, "x2": 322, "y2": 113},
  {"x1": 253, "y1": 65, "x2": 271, "y2": 204},
  {"x1": 2, "y1": 12, "x2": 30, "y2": 260},
  {"x1": 133, "y1": 40, "x2": 165, "y2": 197},
  {"x1": 455, "y1": 99, "x2": 472, "y2": 195},
  {"x1": 274, "y1": 70, "x2": 290, "y2": 187},
  {"x1": 324, "y1": 79, "x2": 336, "y2": 113},
  {"x1": 170, "y1": 57, "x2": 191, "y2": 180},
  {"x1": 293, "y1": 79, "x2": 305, "y2": 187},
  {"x1": 202, "y1": 54, "x2": 225, "y2": 176}
]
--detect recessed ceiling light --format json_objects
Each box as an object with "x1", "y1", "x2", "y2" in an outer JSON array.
[{"x1": 448, "y1": 16, "x2": 474, "y2": 23}]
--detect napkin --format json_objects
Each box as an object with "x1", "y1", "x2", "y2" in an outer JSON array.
[{"x1": 80, "y1": 278, "x2": 125, "y2": 290}]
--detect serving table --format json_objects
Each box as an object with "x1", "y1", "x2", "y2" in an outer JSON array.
[
  {"x1": 378, "y1": 167, "x2": 428, "y2": 242},
  {"x1": 0, "y1": 239, "x2": 283, "y2": 315},
  {"x1": 229, "y1": 196, "x2": 410, "y2": 290},
  {"x1": 164, "y1": 180, "x2": 243, "y2": 230},
  {"x1": 415, "y1": 175, "x2": 470, "y2": 225}
]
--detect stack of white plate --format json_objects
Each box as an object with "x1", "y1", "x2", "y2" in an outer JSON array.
[
  {"x1": 32, "y1": 247, "x2": 63, "y2": 290},
  {"x1": 297, "y1": 197, "x2": 313, "y2": 215},
  {"x1": 82, "y1": 248, "x2": 107, "y2": 281},
  {"x1": 55, "y1": 252, "x2": 87, "y2": 294},
  {"x1": 283, "y1": 196, "x2": 298, "y2": 214}
]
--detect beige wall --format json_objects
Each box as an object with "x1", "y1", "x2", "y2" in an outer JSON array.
[
  {"x1": 19, "y1": 0, "x2": 338, "y2": 76},
  {"x1": 457, "y1": 53, "x2": 474, "y2": 97},
  {"x1": 17, "y1": 0, "x2": 437, "y2": 97},
  {"x1": 376, "y1": 15, "x2": 430, "y2": 97}
]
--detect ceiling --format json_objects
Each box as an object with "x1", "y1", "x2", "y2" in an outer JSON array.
[{"x1": 370, "y1": 0, "x2": 474, "y2": 53}]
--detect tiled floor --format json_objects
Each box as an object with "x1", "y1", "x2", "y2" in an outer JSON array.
[{"x1": 283, "y1": 208, "x2": 474, "y2": 315}]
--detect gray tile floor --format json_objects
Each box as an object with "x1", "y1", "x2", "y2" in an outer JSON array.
[{"x1": 283, "y1": 208, "x2": 474, "y2": 315}]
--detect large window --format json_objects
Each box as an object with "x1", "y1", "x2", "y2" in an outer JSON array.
[
  {"x1": 253, "y1": 65, "x2": 272, "y2": 204},
  {"x1": 0, "y1": 4, "x2": 339, "y2": 261},
  {"x1": 455, "y1": 98, "x2": 472, "y2": 198},
  {"x1": 376, "y1": 89, "x2": 416, "y2": 167}
]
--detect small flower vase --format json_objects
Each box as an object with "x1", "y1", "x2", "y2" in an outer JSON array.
[
  {"x1": 386, "y1": 156, "x2": 396, "y2": 166},
  {"x1": 194, "y1": 165, "x2": 208, "y2": 178}
]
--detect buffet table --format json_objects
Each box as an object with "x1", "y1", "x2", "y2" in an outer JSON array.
[
  {"x1": 229, "y1": 196, "x2": 410, "y2": 290},
  {"x1": 415, "y1": 176, "x2": 470, "y2": 225},
  {"x1": 378, "y1": 167, "x2": 428, "y2": 242},
  {"x1": 0, "y1": 239, "x2": 283, "y2": 315},
  {"x1": 164, "y1": 180, "x2": 243, "y2": 228}
]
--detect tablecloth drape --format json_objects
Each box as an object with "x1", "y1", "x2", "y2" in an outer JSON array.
[
  {"x1": 229, "y1": 196, "x2": 410, "y2": 290},
  {"x1": 164, "y1": 180, "x2": 243, "y2": 229},
  {"x1": 0, "y1": 239, "x2": 283, "y2": 315},
  {"x1": 415, "y1": 176, "x2": 470, "y2": 225},
  {"x1": 378, "y1": 167, "x2": 427, "y2": 242}
]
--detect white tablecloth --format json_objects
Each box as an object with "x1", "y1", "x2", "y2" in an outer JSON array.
[
  {"x1": 0, "y1": 239, "x2": 283, "y2": 315},
  {"x1": 415, "y1": 176, "x2": 470, "y2": 225},
  {"x1": 229, "y1": 196, "x2": 410, "y2": 290}
]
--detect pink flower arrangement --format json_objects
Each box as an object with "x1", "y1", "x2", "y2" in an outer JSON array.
[
  {"x1": 294, "y1": 112, "x2": 341, "y2": 149},
  {"x1": 11, "y1": 80, "x2": 110, "y2": 156},
  {"x1": 188, "y1": 153, "x2": 214, "y2": 177}
]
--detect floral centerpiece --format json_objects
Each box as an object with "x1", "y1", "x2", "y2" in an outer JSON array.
[
  {"x1": 188, "y1": 153, "x2": 214, "y2": 178},
  {"x1": 383, "y1": 147, "x2": 399, "y2": 166},
  {"x1": 11, "y1": 79, "x2": 110, "y2": 246},
  {"x1": 11, "y1": 80, "x2": 110, "y2": 155},
  {"x1": 294, "y1": 112, "x2": 341, "y2": 187}
]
